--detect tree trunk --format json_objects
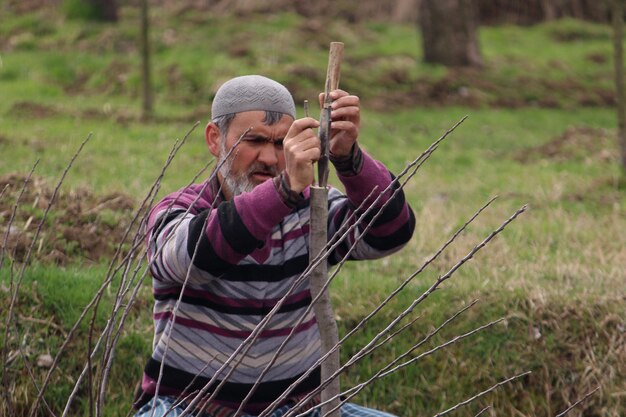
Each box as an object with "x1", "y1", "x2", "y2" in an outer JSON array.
[
  {"x1": 611, "y1": 0, "x2": 626, "y2": 175},
  {"x1": 97, "y1": 0, "x2": 117, "y2": 21},
  {"x1": 541, "y1": 0, "x2": 557, "y2": 20},
  {"x1": 419, "y1": 0, "x2": 482, "y2": 67},
  {"x1": 140, "y1": 0, "x2": 153, "y2": 120}
]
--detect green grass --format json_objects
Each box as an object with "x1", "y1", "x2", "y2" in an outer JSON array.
[{"x1": 1, "y1": 3, "x2": 625, "y2": 417}]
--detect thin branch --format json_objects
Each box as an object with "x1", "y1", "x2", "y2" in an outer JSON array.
[
  {"x1": 95, "y1": 123, "x2": 200, "y2": 415},
  {"x1": 0, "y1": 183, "x2": 9, "y2": 200},
  {"x1": 297, "y1": 310, "x2": 500, "y2": 417},
  {"x1": 554, "y1": 386, "x2": 600, "y2": 417},
  {"x1": 16, "y1": 338, "x2": 56, "y2": 417},
  {"x1": 283, "y1": 202, "x2": 525, "y2": 417},
  {"x1": 349, "y1": 300, "x2": 478, "y2": 375},
  {"x1": 231, "y1": 188, "x2": 382, "y2": 416},
  {"x1": 151, "y1": 131, "x2": 252, "y2": 417},
  {"x1": 0, "y1": 161, "x2": 39, "y2": 417},
  {"x1": 432, "y1": 371, "x2": 531, "y2": 417},
  {"x1": 380, "y1": 318, "x2": 505, "y2": 379},
  {"x1": 0, "y1": 160, "x2": 38, "y2": 274},
  {"x1": 62, "y1": 125, "x2": 207, "y2": 416},
  {"x1": 259, "y1": 118, "x2": 476, "y2": 417},
  {"x1": 5, "y1": 132, "x2": 94, "y2": 417},
  {"x1": 185, "y1": 185, "x2": 389, "y2": 416},
  {"x1": 474, "y1": 406, "x2": 491, "y2": 417}
]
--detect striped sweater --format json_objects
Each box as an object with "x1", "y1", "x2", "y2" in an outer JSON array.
[{"x1": 137, "y1": 148, "x2": 415, "y2": 415}]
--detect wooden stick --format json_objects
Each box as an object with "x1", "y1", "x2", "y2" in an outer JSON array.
[
  {"x1": 309, "y1": 42, "x2": 344, "y2": 417},
  {"x1": 317, "y1": 42, "x2": 344, "y2": 187}
]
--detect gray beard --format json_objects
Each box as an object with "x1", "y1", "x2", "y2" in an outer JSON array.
[
  {"x1": 218, "y1": 141, "x2": 277, "y2": 197},
  {"x1": 219, "y1": 161, "x2": 255, "y2": 197}
]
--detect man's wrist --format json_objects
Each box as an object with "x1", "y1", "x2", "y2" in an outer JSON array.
[
  {"x1": 330, "y1": 143, "x2": 363, "y2": 177},
  {"x1": 273, "y1": 172, "x2": 305, "y2": 208}
]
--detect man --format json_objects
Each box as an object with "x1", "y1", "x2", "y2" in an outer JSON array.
[{"x1": 134, "y1": 75, "x2": 415, "y2": 417}]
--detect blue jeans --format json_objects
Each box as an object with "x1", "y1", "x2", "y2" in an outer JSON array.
[{"x1": 134, "y1": 395, "x2": 397, "y2": 417}]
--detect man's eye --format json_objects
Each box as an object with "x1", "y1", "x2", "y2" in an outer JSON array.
[
  {"x1": 274, "y1": 140, "x2": 284, "y2": 148},
  {"x1": 243, "y1": 137, "x2": 267, "y2": 145}
]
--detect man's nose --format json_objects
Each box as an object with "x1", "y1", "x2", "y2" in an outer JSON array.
[{"x1": 257, "y1": 142, "x2": 279, "y2": 166}]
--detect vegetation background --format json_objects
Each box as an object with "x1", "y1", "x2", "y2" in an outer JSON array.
[{"x1": 0, "y1": 1, "x2": 624, "y2": 416}]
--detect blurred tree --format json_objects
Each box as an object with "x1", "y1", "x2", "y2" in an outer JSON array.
[
  {"x1": 63, "y1": 0, "x2": 118, "y2": 22},
  {"x1": 419, "y1": 0, "x2": 482, "y2": 67},
  {"x1": 611, "y1": 0, "x2": 626, "y2": 175},
  {"x1": 140, "y1": 0, "x2": 153, "y2": 120}
]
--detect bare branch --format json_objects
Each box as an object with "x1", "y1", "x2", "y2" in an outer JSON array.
[
  {"x1": 232, "y1": 188, "x2": 382, "y2": 416},
  {"x1": 3, "y1": 132, "x2": 94, "y2": 417},
  {"x1": 284, "y1": 202, "x2": 525, "y2": 417},
  {"x1": 554, "y1": 386, "x2": 600, "y2": 417},
  {"x1": 150, "y1": 131, "x2": 252, "y2": 417},
  {"x1": 259, "y1": 120, "x2": 484, "y2": 416},
  {"x1": 474, "y1": 405, "x2": 491, "y2": 416},
  {"x1": 0, "y1": 160, "x2": 39, "y2": 274},
  {"x1": 297, "y1": 309, "x2": 500, "y2": 417},
  {"x1": 1, "y1": 160, "x2": 39, "y2": 416},
  {"x1": 95, "y1": 123, "x2": 200, "y2": 415},
  {"x1": 61, "y1": 125, "x2": 209, "y2": 416},
  {"x1": 432, "y1": 371, "x2": 531, "y2": 417}
]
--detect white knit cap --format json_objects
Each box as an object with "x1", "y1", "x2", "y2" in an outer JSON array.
[{"x1": 211, "y1": 75, "x2": 296, "y2": 119}]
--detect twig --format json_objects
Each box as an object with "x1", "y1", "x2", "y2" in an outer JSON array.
[
  {"x1": 281, "y1": 200, "x2": 522, "y2": 417},
  {"x1": 95, "y1": 123, "x2": 200, "y2": 416},
  {"x1": 554, "y1": 386, "x2": 600, "y2": 417},
  {"x1": 350, "y1": 300, "x2": 478, "y2": 376},
  {"x1": 259, "y1": 117, "x2": 471, "y2": 417},
  {"x1": 0, "y1": 183, "x2": 9, "y2": 200},
  {"x1": 0, "y1": 161, "x2": 38, "y2": 417},
  {"x1": 296, "y1": 312, "x2": 501, "y2": 417},
  {"x1": 382, "y1": 318, "x2": 505, "y2": 379},
  {"x1": 62, "y1": 124, "x2": 206, "y2": 416},
  {"x1": 432, "y1": 371, "x2": 531, "y2": 417},
  {"x1": 4, "y1": 132, "x2": 93, "y2": 417},
  {"x1": 152, "y1": 131, "x2": 251, "y2": 417},
  {"x1": 16, "y1": 337, "x2": 56, "y2": 417},
  {"x1": 232, "y1": 188, "x2": 382, "y2": 416},
  {"x1": 0, "y1": 161, "x2": 38, "y2": 274},
  {"x1": 474, "y1": 405, "x2": 491, "y2": 416}
]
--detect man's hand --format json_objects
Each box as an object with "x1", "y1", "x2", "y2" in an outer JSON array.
[
  {"x1": 319, "y1": 89, "x2": 361, "y2": 157},
  {"x1": 283, "y1": 117, "x2": 321, "y2": 193}
]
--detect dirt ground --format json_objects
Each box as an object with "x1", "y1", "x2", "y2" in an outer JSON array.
[
  {"x1": 0, "y1": 173, "x2": 137, "y2": 265},
  {"x1": 515, "y1": 126, "x2": 615, "y2": 164}
]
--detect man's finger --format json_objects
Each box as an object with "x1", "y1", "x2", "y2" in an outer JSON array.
[{"x1": 331, "y1": 105, "x2": 360, "y2": 120}]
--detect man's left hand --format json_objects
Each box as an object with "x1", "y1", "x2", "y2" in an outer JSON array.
[{"x1": 320, "y1": 89, "x2": 360, "y2": 158}]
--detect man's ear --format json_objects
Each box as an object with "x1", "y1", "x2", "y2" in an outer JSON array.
[{"x1": 205, "y1": 122, "x2": 221, "y2": 157}]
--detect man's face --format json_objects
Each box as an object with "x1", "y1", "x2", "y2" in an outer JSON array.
[{"x1": 213, "y1": 111, "x2": 293, "y2": 198}]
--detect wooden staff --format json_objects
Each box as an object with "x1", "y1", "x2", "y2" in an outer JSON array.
[{"x1": 309, "y1": 41, "x2": 344, "y2": 417}]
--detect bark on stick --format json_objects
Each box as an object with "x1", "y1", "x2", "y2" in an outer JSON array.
[{"x1": 309, "y1": 42, "x2": 344, "y2": 417}]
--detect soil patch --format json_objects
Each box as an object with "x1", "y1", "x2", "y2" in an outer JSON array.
[
  {"x1": 0, "y1": 173, "x2": 138, "y2": 265},
  {"x1": 362, "y1": 67, "x2": 614, "y2": 111},
  {"x1": 514, "y1": 126, "x2": 615, "y2": 164},
  {"x1": 563, "y1": 176, "x2": 625, "y2": 206},
  {"x1": 8, "y1": 101, "x2": 60, "y2": 119},
  {"x1": 6, "y1": 100, "x2": 208, "y2": 126}
]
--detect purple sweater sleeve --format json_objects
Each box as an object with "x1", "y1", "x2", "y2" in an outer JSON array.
[
  {"x1": 146, "y1": 178, "x2": 296, "y2": 281},
  {"x1": 327, "y1": 148, "x2": 415, "y2": 263}
]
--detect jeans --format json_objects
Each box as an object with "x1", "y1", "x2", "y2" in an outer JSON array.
[{"x1": 134, "y1": 395, "x2": 398, "y2": 417}]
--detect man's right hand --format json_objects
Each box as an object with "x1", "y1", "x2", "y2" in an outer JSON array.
[{"x1": 283, "y1": 117, "x2": 321, "y2": 193}]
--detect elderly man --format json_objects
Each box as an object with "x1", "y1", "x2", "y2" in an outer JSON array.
[{"x1": 134, "y1": 75, "x2": 415, "y2": 417}]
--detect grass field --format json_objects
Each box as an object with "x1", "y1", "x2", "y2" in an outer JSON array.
[{"x1": 0, "y1": 4, "x2": 624, "y2": 417}]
